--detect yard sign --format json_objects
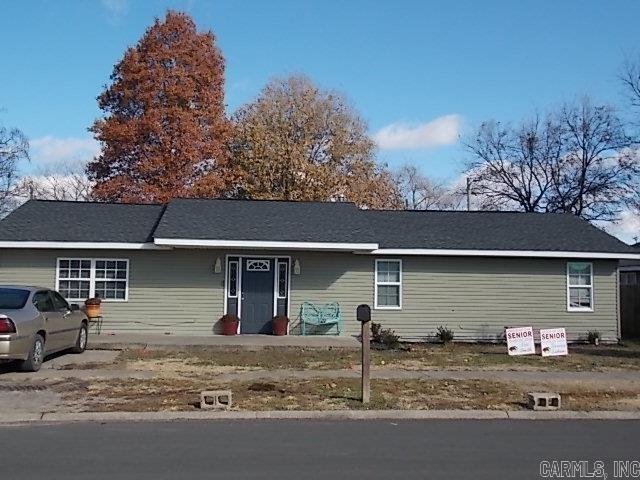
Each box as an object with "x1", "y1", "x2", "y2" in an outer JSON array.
[
  {"x1": 505, "y1": 327, "x2": 535, "y2": 356},
  {"x1": 540, "y1": 328, "x2": 568, "y2": 357}
]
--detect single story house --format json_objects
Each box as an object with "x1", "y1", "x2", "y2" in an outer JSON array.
[{"x1": 0, "y1": 199, "x2": 638, "y2": 342}]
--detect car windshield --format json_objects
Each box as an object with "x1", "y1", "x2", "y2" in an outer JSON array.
[{"x1": 0, "y1": 288, "x2": 30, "y2": 309}]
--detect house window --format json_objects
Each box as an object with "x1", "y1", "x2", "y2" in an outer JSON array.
[
  {"x1": 567, "y1": 262, "x2": 593, "y2": 311},
  {"x1": 375, "y1": 259, "x2": 402, "y2": 309},
  {"x1": 227, "y1": 260, "x2": 239, "y2": 298},
  {"x1": 56, "y1": 258, "x2": 129, "y2": 302},
  {"x1": 94, "y1": 260, "x2": 128, "y2": 300},
  {"x1": 277, "y1": 260, "x2": 288, "y2": 299},
  {"x1": 246, "y1": 259, "x2": 270, "y2": 271},
  {"x1": 57, "y1": 259, "x2": 91, "y2": 300}
]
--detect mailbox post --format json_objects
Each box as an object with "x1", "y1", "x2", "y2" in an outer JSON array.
[{"x1": 357, "y1": 304, "x2": 371, "y2": 404}]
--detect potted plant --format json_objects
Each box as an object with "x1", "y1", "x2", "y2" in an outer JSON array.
[
  {"x1": 84, "y1": 297, "x2": 102, "y2": 318},
  {"x1": 272, "y1": 314, "x2": 289, "y2": 336},
  {"x1": 220, "y1": 313, "x2": 239, "y2": 336},
  {"x1": 587, "y1": 330, "x2": 601, "y2": 346}
]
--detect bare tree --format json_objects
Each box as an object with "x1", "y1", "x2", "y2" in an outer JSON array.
[
  {"x1": 0, "y1": 124, "x2": 29, "y2": 216},
  {"x1": 465, "y1": 115, "x2": 562, "y2": 212},
  {"x1": 550, "y1": 98, "x2": 636, "y2": 221},
  {"x1": 465, "y1": 98, "x2": 638, "y2": 222},
  {"x1": 395, "y1": 164, "x2": 463, "y2": 210},
  {"x1": 15, "y1": 162, "x2": 93, "y2": 202},
  {"x1": 620, "y1": 55, "x2": 640, "y2": 116}
]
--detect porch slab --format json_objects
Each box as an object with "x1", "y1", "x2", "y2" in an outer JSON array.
[{"x1": 87, "y1": 333, "x2": 360, "y2": 350}]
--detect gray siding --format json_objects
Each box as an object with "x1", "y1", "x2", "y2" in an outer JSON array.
[
  {"x1": 290, "y1": 253, "x2": 619, "y2": 342},
  {"x1": 0, "y1": 249, "x2": 225, "y2": 335},
  {"x1": 0, "y1": 248, "x2": 619, "y2": 341}
]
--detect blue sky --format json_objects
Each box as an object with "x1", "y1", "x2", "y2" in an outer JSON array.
[{"x1": 1, "y1": 0, "x2": 639, "y2": 186}]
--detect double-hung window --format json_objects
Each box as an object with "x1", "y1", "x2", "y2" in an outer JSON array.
[
  {"x1": 567, "y1": 262, "x2": 593, "y2": 311},
  {"x1": 375, "y1": 259, "x2": 402, "y2": 309},
  {"x1": 56, "y1": 258, "x2": 129, "y2": 301}
]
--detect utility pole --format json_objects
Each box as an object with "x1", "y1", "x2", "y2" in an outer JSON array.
[{"x1": 466, "y1": 178, "x2": 472, "y2": 211}]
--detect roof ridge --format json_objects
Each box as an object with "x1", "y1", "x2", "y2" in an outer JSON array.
[
  {"x1": 365, "y1": 208, "x2": 571, "y2": 215},
  {"x1": 27, "y1": 199, "x2": 164, "y2": 207},
  {"x1": 169, "y1": 197, "x2": 357, "y2": 206}
]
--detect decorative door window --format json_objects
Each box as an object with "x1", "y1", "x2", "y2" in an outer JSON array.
[
  {"x1": 277, "y1": 260, "x2": 288, "y2": 298},
  {"x1": 246, "y1": 259, "x2": 271, "y2": 271}
]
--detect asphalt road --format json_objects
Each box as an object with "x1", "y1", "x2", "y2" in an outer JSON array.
[{"x1": 2, "y1": 420, "x2": 639, "y2": 479}]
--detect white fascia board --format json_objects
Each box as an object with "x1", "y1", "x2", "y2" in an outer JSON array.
[
  {"x1": 0, "y1": 241, "x2": 165, "y2": 250},
  {"x1": 368, "y1": 248, "x2": 640, "y2": 260},
  {"x1": 154, "y1": 238, "x2": 379, "y2": 251}
]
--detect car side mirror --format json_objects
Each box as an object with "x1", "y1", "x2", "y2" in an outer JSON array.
[{"x1": 69, "y1": 304, "x2": 80, "y2": 311}]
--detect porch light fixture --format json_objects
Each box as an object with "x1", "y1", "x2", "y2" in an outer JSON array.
[
  {"x1": 214, "y1": 258, "x2": 222, "y2": 274},
  {"x1": 293, "y1": 259, "x2": 301, "y2": 275}
]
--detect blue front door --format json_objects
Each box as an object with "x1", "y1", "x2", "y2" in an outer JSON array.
[{"x1": 240, "y1": 258, "x2": 274, "y2": 334}]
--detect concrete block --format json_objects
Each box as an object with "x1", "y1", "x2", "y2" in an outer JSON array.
[
  {"x1": 200, "y1": 390, "x2": 232, "y2": 410},
  {"x1": 527, "y1": 392, "x2": 561, "y2": 411}
]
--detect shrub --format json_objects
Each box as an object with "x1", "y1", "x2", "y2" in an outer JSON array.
[
  {"x1": 587, "y1": 330, "x2": 601, "y2": 345},
  {"x1": 370, "y1": 322, "x2": 400, "y2": 349},
  {"x1": 220, "y1": 313, "x2": 240, "y2": 323},
  {"x1": 436, "y1": 326, "x2": 454, "y2": 343}
]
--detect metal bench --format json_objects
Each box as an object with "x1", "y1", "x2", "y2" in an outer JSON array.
[{"x1": 300, "y1": 302, "x2": 342, "y2": 336}]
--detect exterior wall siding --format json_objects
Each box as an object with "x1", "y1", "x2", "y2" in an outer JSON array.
[
  {"x1": 0, "y1": 249, "x2": 225, "y2": 335},
  {"x1": 0, "y1": 248, "x2": 620, "y2": 341}
]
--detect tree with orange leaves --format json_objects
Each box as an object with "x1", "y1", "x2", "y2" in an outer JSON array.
[{"x1": 87, "y1": 11, "x2": 231, "y2": 203}]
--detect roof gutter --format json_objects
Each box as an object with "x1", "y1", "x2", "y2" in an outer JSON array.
[
  {"x1": 0, "y1": 241, "x2": 166, "y2": 250},
  {"x1": 153, "y1": 238, "x2": 379, "y2": 252},
  {"x1": 368, "y1": 248, "x2": 640, "y2": 260}
]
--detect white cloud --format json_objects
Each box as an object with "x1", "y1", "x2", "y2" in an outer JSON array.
[
  {"x1": 373, "y1": 114, "x2": 462, "y2": 150},
  {"x1": 607, "y1": 209, "x2": 640, "y2": 244},
  {"x1": 101, "y1": 0, "x2": 128, "y2": 17},
  {"x1": 29, "y1": 136, "x2": 100, "y2": 168}
]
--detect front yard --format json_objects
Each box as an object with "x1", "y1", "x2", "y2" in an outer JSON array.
[
  {"x1": 76, "y1": 341, "x2": 640, "y2": 373},
  {"x1": 3, "y1": 341, "x2": 640, "y2": 414},
  {"x1": 40, "y1": 341, "x2": 640, "y2": 412}
]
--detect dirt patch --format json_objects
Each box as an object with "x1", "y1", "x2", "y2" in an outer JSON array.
[{"x1": 49, "y1": 377, "x2": 640, "y2": 413}]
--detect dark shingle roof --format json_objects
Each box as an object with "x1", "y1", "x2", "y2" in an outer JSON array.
[
  {"x1": 364, "y1": 210, "x2": 635, "y2": 253},
  {"x1": 154, "y1": 199, "x2": 375, "y2": 243},
  {"x1": 0, "y1": 200, "x2": 165, "y2": 243},
  {"x1": 0, "y1": 199, "x2": 635, "y2": 254}
]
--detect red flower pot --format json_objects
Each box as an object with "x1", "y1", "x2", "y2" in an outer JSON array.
[
  {"x1": 222, "y1": 320, "x2": 238, "y2": 335},
  {"x1": 272, "y1": 316, "x2": 289, "y2": 336}
]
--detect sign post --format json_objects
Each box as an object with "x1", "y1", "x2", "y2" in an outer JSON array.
[{"x1": 357, "y1": 304, "x2": 371, "y2": 404}]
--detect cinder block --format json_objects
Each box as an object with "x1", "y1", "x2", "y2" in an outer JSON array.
[
  {"x1": 527, "y1": 392, "x2": 561, "y2": 411},
  {"x1": 200, "y1": 390, "x2": 232, "y2": 410}
]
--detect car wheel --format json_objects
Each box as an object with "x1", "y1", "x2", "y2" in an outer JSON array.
[
  {"x1": 71, "y1": 323, "x2": 88, "y2": 354},
  {"x1": 20, "y1": 334, "x2": 45, "y2": 372}
]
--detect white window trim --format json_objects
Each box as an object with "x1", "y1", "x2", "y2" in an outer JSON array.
[
  {"x1": 374, "y1": 258, "x2": 402, "y2": 310},
  {"x1": 566, "y1": 261, "x2": 594, "y2": 312},
  {"x1": 227, "y1": 260, "x2": 239, "y2": 298},
  {"x1": 55, "y1": 258, "x2": 130, "y2": 303}
]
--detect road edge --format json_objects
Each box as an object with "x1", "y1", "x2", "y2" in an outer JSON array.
[{"x1": 2, "y1": 409, "x2": 640, "y2": 425}]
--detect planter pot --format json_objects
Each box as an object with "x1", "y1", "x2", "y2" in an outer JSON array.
[
  {"x1": 272, "y1": 318, "x2": 288, "y2": 336},
  {"x1": 85, "y1": 305, "x2": 101, "y2": 318},
  {"x1": 222, "y1": 321, "x2": 239, "y2": 336}
]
